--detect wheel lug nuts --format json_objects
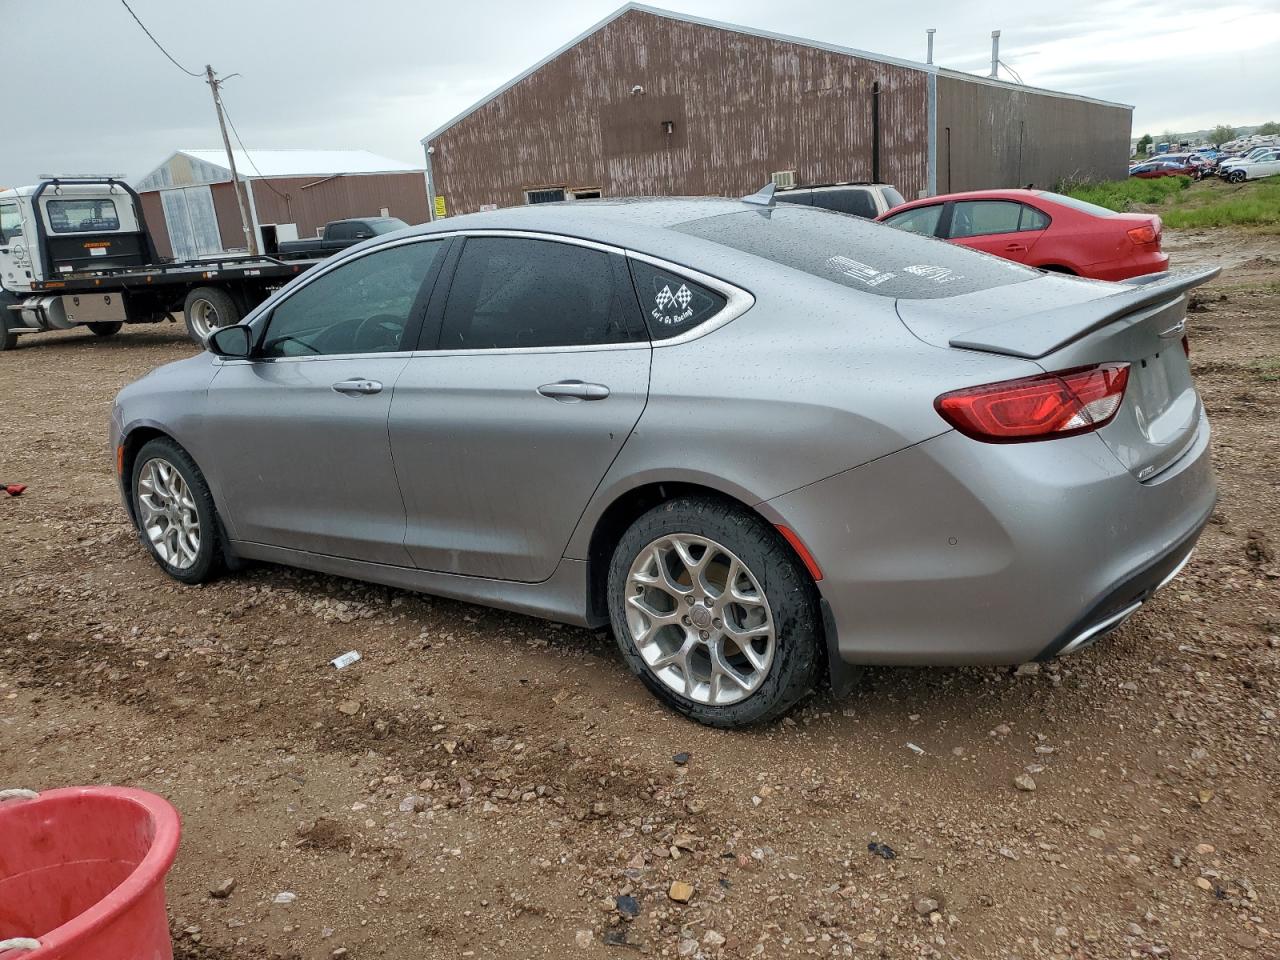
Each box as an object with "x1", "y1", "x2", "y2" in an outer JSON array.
[
  {"x1": 682, "y1": 616, "x2": 691, "y2": 625},
  {"x1": 686, "y1": 596, "x2": 695, "y2": 605},
  {"x1": 699, "y1": 630, "x2": 709, "y2": 640},
  {"x1": 713, "y1": 618, "x2": 722, "y2": 628}
]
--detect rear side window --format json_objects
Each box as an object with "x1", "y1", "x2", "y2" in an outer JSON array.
[
  {"x1": 949, "y1": 200, "x2": 1024, "y2": 238},
  {"x1": 883, "y1": 204, "x2": 943, "y2": 236},
  {"x1": 438, "y1": 237, "x2": 634, "y2": 350},
  {"x1": 629, "y1": 260, "x2": 726, "y2": 340},
  {"x1": 674, "y1": 206, "x2": 1034, "y2": 300},
  {"x1": 810, "y1": 188, "x2": 878, "y2": 219}
]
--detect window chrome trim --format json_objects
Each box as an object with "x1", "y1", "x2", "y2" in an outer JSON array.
[
  {"x1": 235, "y1": 227, "x2": 755, "y2": 361},
  {"x1": 625, "y1": 249, "x2": 755, "y2": 348}
]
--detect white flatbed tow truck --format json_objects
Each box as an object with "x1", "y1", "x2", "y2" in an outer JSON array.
[{"x1": 0, "y1": 176, "x2": 325, "y2": 350}]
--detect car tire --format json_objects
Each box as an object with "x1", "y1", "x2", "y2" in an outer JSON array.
[
  {"x1": 183, "y1": 286, "x2": 240, "y2": 344},
  {"x1": 0, "y1": 318, "x2": 17, "y2": 352},
  {"x1": 88, "y1": 321, "x2": 123, "y2": 337},
  {"x1": 130, "y1": 437, "x2": 224, "y2": 585},
  {"x1": 607, "y1": 496, "x2": 824, "y2": 728},
  {"x1": 1229, "y1": 169, "x2": 1247, "y2": 184}
]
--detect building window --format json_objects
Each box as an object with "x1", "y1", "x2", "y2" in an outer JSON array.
[
  {"x1": 572, "y1": 189, "x2": 602, "y2": 200},
  {"x1": 525, "y1": 188, "x2": 566, "y2": 204}
]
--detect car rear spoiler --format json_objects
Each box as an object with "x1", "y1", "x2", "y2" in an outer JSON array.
[{"x1": 948, "y1": 267, "x2": 1221, "y2": 360}]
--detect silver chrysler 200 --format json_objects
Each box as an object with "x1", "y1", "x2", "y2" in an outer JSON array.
[{"x1": 111, "y1": 194, "x2": 1217, "y2": 727}]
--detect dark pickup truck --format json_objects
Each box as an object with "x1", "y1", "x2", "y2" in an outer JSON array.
[{"x1": 277, "y1": 217, "x2": 409, "y2": 258}]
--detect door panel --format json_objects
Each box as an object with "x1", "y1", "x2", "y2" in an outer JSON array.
[
  {"x1": 391, "y1": 234, "x2": 651, "y2": 583},
  {"x1": 206, "y1": 357, "x2": 413, "y2": 564},
  {"x1": 201, "y1": 238, "x2": 448, "y2": 564},
  {"x1": 390, "y1": 349, "x2": 650, "y2": 581},
  {"x1": 948, "y1": 199, "x2": 1046, "y2": 264}
]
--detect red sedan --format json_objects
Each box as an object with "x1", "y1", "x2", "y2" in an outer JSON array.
[{"x1": 876, "y1": 189, "x2": 1168, "y2": 281}]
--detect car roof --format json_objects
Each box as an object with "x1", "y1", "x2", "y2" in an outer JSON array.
[
  {"x1": 879, "y1": 188, "x2": 1045, "y2": 211},
  {"x1": 777, "y1": 182, "x2": 895, "y2": 192},
  {"x1": 403, "y1": 197, "x2": 748, "y2": 236}
]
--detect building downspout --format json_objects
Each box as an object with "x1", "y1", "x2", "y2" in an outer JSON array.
[
  {"x1": 871, "y1": 81, "x2": 881, "y2": 184},
  {"x1": 423, "y1": 142, "x2": 436, "y2": 222},
  {"x1": 926, "y1": 71, "x2": 938, "y2": 197}
]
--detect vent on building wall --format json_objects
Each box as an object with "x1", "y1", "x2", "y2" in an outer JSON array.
[{"x1": 771, "y1": 170, "x2": 797, "y2": 189}]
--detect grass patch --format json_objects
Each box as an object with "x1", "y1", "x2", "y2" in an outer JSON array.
[
  {"x1": 1060, "y1": 176, "x2": 1192, "y2": 212},
  {"x1": 1252, "y1": 358, "x2": 1280, "y2": 383},
  {"x1": 1061, "y1": 177, "x2": 1280, "y2": 231}
]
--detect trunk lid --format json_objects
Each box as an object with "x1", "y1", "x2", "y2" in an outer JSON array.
[{"x1": 898, "y1": 268, "x2": 1219, "y2": 480}]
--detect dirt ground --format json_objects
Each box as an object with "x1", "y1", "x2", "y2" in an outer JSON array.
[{"x1": 2, "y1": 231, "x2": 1278, "y2": 960}]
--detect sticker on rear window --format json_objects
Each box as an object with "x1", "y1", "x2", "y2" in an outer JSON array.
[
  {"x1": 827, "y1": 255, "x2": 896, "y2": 287},
  {"x1": 904, "y1": 264, "x2": 963, "y2": 284},
  {"x1": 653, "y1": 282, "x2": 695, "y2": 326}
]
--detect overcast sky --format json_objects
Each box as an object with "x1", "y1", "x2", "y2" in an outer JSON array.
[{"x1": 4, "y1": 0, "x2": 1278, "y2": 186}]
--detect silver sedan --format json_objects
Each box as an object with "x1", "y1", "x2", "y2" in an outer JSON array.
[{"x1": 111, "y1": 196, "x2": 1217, "y2": 727}]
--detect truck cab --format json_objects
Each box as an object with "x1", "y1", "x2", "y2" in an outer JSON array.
[{"x1": 0, "y1": 179, "x2": 156, "y2": 294}]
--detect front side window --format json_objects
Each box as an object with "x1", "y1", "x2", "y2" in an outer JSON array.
[
  {"x1": 437, "y1": 237, "x2": 633, "y2": 350},
  {"x1": 260, "y1": 241, "x2": 442, "y2": 358},
  {"x1": 629, "y1": 260, "x2": 726, "y2": 340},
  {"x1": 46, "y1": 198, "x2": 120, "y2": 233},
  {"x1": 0, "y1": 203, "x2": 22, "y2": 243},
  {"x1": 882, "y1": 204, "x2": 944, "y2": 236}
]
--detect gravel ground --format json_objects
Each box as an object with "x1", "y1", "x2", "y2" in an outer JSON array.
[{"x1": 2, "y1": 232, "x2": 1278, "y2": 960}]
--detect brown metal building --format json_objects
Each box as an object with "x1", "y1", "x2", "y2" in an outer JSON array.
[
  {"x1": 135, "y1": 150, "x2": 429, "y2": 260},
  {"x1": 421, "y1": 5, "x2": 1132, "y2": 215}
]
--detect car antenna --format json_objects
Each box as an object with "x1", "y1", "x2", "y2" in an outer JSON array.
[{"x1": 741, "y1": 182, "x2": 776, "y2": 207}]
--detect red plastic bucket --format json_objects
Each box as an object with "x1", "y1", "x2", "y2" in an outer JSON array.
[{"x1": 0, "y1": 787, "x2": 181, "y2": 960}]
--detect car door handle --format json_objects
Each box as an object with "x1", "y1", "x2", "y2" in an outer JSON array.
[
  {"x1": 1004, "y1": 242, "x2": 1028, "y2": 252},
  {"x1": 537, "y1": 380, "x2": 610, "y2": 402},
  {"x1": 332, "y1": 379, "x2": 383, "y2": 396}
]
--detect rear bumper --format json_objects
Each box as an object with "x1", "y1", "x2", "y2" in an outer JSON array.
[
  {"x1": 1086, "y1": 251, "x2": 1170, "y2": 282},
  {"x1": 760, "y1": 409, "x2": 1215, "y2": 666}
]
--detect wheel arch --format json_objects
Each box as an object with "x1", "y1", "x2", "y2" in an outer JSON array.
[{"x1": 580, "y1": 478, "x2": 823, "y2": 626}]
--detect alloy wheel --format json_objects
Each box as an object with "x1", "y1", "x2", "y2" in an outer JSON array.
[
  {"x1": 136, "y1": 457, "x2": 201, "y2": 569},
  {"x1": 624, "y1": 534, "x2": 776, "y2": 706}
]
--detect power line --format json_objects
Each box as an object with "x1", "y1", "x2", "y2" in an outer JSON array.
[
  {"x1": 119, "y1": 0, "x2": 202, "y2": 78},
  {"x1": 218, "y1": 95, "x2": 293, "y2": 208}
]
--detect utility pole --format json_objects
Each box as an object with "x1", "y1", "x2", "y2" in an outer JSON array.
[{"x1": 205, "y1": 64, "x2": 258, "y2": 255}]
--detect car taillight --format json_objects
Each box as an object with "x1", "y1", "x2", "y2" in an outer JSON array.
[
  {"x1": 1127, "y1": 224, "x2": 1158, "y2": 245},
  {"x1": 1182, "y1": 333, "x2": 1190, "y2": 357},
  {"x1": 936, "y1": 364, "x2": 1130, "y2": 442}
]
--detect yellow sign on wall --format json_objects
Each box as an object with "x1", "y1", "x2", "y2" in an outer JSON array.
[{"x1": 433, "y1": 195, "x2": 447, "y2": 219}]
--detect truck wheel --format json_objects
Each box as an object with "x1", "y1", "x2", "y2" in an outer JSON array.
[
  {"x1": 0, "y1": 319, "x2": 16, "y2": 352},
  {"x1": 88, "y1": 321, "x2": 123, "y2": 337},
  {"x1": 184, "y1": 287, "x2": 240, "y2": 343}
]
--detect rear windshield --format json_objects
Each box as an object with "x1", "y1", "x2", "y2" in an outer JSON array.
[
  {"x1": 1039, "y1": 192, "x2": 1117, "y2": 218},
  {"x1": 46, "y1": 198, "x2": 120, "y2": 233},
  {"x1": 673, "y1": 206, "x2": 1035, "y2": 299}
]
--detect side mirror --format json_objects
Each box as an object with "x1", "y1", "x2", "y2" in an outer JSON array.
[{"x1": 208, "y1": 324, "x2": 253, "y2": 358}]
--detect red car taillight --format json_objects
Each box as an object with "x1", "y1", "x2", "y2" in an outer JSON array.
[
  {"x1": 1127, "y1": 224, "x2": 1158, "y2": 245},
  {"x1": 936, "y1": 364, "x2": 1130, "y2": 442}
]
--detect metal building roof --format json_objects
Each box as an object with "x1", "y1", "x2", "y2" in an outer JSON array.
[
  {"x1": 136, "y1": 149, "x2": 422, "y2": 191},
  {"x1": 421, "y1": 2, "x2": 1132, "y2": 145}
]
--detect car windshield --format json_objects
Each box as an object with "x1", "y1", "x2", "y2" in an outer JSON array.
[
  {"x1": 1040, "y1": 192, "x2": 1117, "y2": 217},
  {"x1": 673, "y1": 206, "x2": 1035, "y2": 299},
  {"x1": 369, "y1": 218, "x2": 409, "y2": 235}
]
